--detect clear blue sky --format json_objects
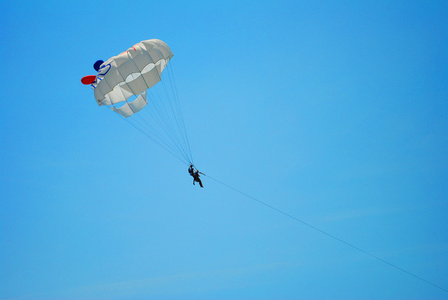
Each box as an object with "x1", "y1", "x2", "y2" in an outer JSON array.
[{"x1": 1, "y1": 0, "x2": 447, "y2": 299}]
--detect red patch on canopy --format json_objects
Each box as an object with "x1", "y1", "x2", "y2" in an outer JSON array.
[{"x1": 81, "y1": 75, "x2": 96, "y2": 85}]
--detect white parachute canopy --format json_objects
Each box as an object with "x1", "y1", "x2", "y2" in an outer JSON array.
[{"x1": 90, "y1": 39, "x2": 193, "y2": 165}]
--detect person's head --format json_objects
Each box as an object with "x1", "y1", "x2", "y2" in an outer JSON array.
[{"x1": 190, "y1": 164, "x2": 193, "y2": 168}]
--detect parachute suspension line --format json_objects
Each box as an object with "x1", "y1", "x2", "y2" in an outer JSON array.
[
  {"x1": 113, "y1": 55, "x2": 193, "y2": 165},
  {"x1": 126, "y1": 53, "x2": 188, "y2": 161},
  {"x1": 134, "y1": 109, "x2": 183, "y2": 157},
  {"x1": 147, "y1": 85, "x2": 191, "y2": 163},
  {"x1": 131, "y1": 113, "x2": 189, "y2": 163},
  {"x1": 137, "y1": 90, "x2": 190, "y2": 163},
  {"x1": 150, "y1": 83, "x2": 186, "y2": 155},
  {"x1": 133, "y1": 97, "x2": 191, "y2": 164},
  {"x1": 167, "y1": 62, "x2": 194, "y2": 165},
  {"x1": 154, "y1": 60, "x2": 191, "y2": 163},
  {"x1": 114, "y1": 113, "x2": 189, "y2": 166},
  {"x1": 169, "y1": 63, "x2": 194, "y2": 165},
  {"x1": 117, "y1": 76, "x2": 189, "y2": 164},
  {"x1": 160, "y1": 76, "x2": 193, "y2": 164},
  {"x1": 205, "y1": 174, "x2": 448, "y2": 294},
  {"x1": 106, "y1": 73, "x2": 187, "y2": 162}
]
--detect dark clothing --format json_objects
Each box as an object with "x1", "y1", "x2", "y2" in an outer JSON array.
[
  {"x1": 188, "y1": 166, "x2": 194, "y2": 176},
  {"x1": 188, "y1": 165, "x2": 203, "y2": 187},
  {"x1": 193, "y1": 171, "x2": 203, "y2": 187}
]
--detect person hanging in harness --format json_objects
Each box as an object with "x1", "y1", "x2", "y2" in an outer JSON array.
[{"x1": 188, "y1": 164, "x2": 204, "y2": 188}]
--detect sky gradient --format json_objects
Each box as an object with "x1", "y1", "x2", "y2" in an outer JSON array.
[{"x1": 1, "y1": 0, "x2": 447, "y2": 299}]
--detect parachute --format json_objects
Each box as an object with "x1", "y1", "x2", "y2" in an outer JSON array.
[{"x1": 83, "y1": 39, "x2": 194, "y2": 165}]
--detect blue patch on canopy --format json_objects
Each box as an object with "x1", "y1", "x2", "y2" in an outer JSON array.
[{"x1": 93, "y1": 60, "x2": 104, "y2": 71}]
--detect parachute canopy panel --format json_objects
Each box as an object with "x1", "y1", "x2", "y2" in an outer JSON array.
[
  {"x1": 92, "y1": 39, "x2": 173, "y2": 107},
  {"x1": 111, "y1": 91, "x2": 148, "y2": 118}
]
